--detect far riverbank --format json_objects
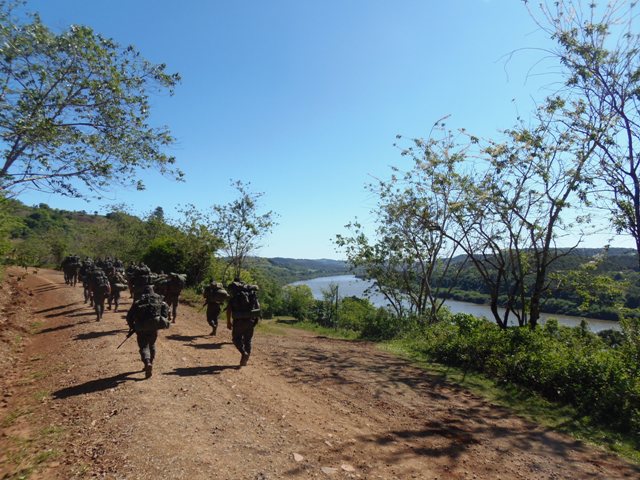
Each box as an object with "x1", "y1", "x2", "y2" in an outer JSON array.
[{"x1": 290, "y1": 275, "x2": 620, "y2": 332}]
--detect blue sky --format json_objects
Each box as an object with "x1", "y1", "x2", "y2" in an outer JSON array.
[{"x1": 18, "y1": 0, "x2": 628, "y2": 258}]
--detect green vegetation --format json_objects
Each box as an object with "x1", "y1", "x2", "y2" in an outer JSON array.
[{"x1": 0, "y1": 1, "x2": 181, "y2": 199}]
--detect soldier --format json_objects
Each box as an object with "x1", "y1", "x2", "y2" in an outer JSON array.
[
  {"x1": 107, "y1": 267, "x2": 127, "y2": 312},
  {"x1": 202, "y1": 280, "x2": 229, "y2": 335},
  {"x1": 126, "y1": 285, "x2": 170, "y2": 378},
  {"x1": 61, "y1": 255, "x2": 80, "y2": 286},
  {"x1": 131, "y1": 263, "x2": 154, "y2": 301},
  {"x1": 89, "y1": 267, "x2": 110, "y2": 321},
  {"x1": 226, "y1": 279, "x2": 261, "y2": 367},
  {"x1": 155, "y1": 272, "x2": 186, "y2": 323},
  {"x1": 79, "y1": 258, "x2": 95, "y2": 305}
]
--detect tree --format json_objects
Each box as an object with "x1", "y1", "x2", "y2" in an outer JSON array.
[
  {"x1": 281, "y1": 284, "x2": 315, "y2": 321},
  {"x1": 212, "y1": 181, "x2": 277, "y2": 279},
  {"x1": 526, "y1": 0, "x2": 640, "y2": 267},
  {"x1": 142, "y1": 237, "x2": 188, "y2": 274},
  {"x1": 174, "y1": 204, "x2": 223, "y2": 285},
  {"x1": 452, "y1": 103, "x2": 598, "y2": 328},
  {"x1": 336, "y1": 128, "x2": 467, "y2": 323},
  {"x1": 0, "y1": 194, "x2": 22, "y2": 259},
  {"x1": 0, "y1": 2, "x2": 181, "y2": 198},
  {"x1": 319, "y1": 283, "x2": 340, "y2": 327}
]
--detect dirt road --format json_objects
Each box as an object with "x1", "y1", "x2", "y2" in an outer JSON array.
[{"x1": 0, "y1": 268, "x2": 638, "y2": 479}]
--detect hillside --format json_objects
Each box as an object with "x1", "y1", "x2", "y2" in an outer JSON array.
[{"x1": 248, "y1": 257, "x2": 349, "y2": 285}]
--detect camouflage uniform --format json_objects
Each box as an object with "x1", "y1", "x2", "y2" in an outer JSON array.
[
  {"x1": 126, "y1": 286, "x2": 169, "y2": 378},
  {"x1": 203, "y1": 281, "x2": 227, "y2": 335},
  {"x1": 226, "y1": 280, "x2": 260, "y2": 367}
]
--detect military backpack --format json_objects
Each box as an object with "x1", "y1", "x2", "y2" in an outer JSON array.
[
  {"x1": 133, "y1": 294, "x2": 170, "y2": 332},
  {"x1": 228, "y1": 281, "x2": 261, "y2": 319}
]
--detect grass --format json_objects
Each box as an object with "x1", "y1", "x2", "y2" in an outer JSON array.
[
  {"x1": 259, "y1": 317, "x2": 361, "y2": 340},
  {"x1": 1, "y1": 407, "x2": 32, "y2": 428},
  {"x1": 267, "y1": 319, "x2": 640, "y2": 464},
  {"x1": 33, "y1": 390, "x2": 49, "y2": 403},
  {"x1": 3, "y1": 425, "x2": 64, "y2": 479},
  {"x1": 28, "y1": 321, "x2": 43, "y2": 333},
  {"x1": 180, "y1": 287, "x2": 204, "y2": 308}
]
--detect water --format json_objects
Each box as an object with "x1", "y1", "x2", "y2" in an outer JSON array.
[{"x1": 290, "y1": 275, "x2": 621, "y2": 332}]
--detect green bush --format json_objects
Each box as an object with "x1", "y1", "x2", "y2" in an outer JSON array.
[
  {"x1": 359, "y1": 309, "x2": 417, "y2": 340},
  {"x1": 404, "y1": 315, "x2": 640, "y2": 435}
]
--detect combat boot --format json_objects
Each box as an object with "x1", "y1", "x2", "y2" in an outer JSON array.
[
  {"x1": 144, "y1": 361, "x2": 153, "y2": 378},
  {"x1": 240, "y1": 353, "x2": 249, "y2": 367},
  {"x1": 211, "y1": 325, "x2": 217, "y2": 336}
]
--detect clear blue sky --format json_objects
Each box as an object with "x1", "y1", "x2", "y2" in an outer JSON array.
[{"x1": 18, "y1": 0, "x2": 629, "y2": 258}]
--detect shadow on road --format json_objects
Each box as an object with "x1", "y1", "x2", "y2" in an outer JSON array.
[
  {"x1": 44, "y1": 306, "x2": 87, "y2": 318},
  {"x1": 165, "y1": 334, "x2": 208, "y2": 342},
  {"x1": 74, "y1": 329, "x2": 125, "y2": 341},
  {"x1": 353, "y1": 419, "x2": 640, "y2": 475},
  {"x1": 31, "y1": 285, "x2": 66, "y2": 293},
  {"x1": 164, "y1": 365, "x2": 240, "y2": 376},
  {"x1": 53, "y1": 371, "x2": 142, "y2": 399},
  {"x1": 35, "y1": 302, "x2": 83, "y2": 314},
  {"x1": 188, "y1": 341, "x2": 233, "y2": 350},
  {"x1": 68, "y1": 311, "x2": 97, "y2": 318},
  {"x1": 38, "y1": 320, "x2": 90, "y2": 334}
]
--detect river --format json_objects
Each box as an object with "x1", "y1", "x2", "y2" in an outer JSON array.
[{"x1": 290, "y1": 275, "x2": 621, "y2": 332}]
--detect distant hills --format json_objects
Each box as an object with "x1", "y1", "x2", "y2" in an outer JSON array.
[{"x1": 247, "y1": 257, "x2": 350, "y2": 285}]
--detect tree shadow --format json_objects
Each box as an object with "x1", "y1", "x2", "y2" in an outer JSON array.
[
  {"x1": 68, "y1": 311, "x2": 97, "y2": 318},
  {"x1": 165, "y1": 334, "x2": 208, "y2": 342},
  {"x1": 164, "y1": 365, "x2": 240, "y2": 376},
  {"x1": 31, "y1": 285, "x2": 65, "y2": 293},
  {"x1": 35, "y1": 302, "x2": 83, "y2": 314},
  {"x1": 188, "y1": 342, "x2": 233, "y2": 350},
  {"x1": 38, "y1": 321, "x2": 90, "y2": 334},
  {"x1": 352, "y1": 419, "x2": 640, "y2": 477},
  {"x1": 45, "y1": 306, "x2": 88, "y2": 318},
  {"x1": 74, "y1": 329, "x2": 124, "y2": 340},
  {"x1": 53, "y1": 371, "x2": 142, "y2": 399}
]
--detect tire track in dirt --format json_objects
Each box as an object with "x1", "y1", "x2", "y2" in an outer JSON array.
[{"x1": 1, "y1": 268, "x2": 638, "y2": 480}]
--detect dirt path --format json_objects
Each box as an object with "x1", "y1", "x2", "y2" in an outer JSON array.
[{"x1": 0, "y1": 268, "x2": 638, "y2": 480}]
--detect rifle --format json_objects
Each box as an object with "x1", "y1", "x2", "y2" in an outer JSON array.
[{"x1": 116, "y1": 329, "x2": 135, "y2": 349}]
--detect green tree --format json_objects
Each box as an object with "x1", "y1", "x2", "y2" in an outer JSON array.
[
  {"x1": 450, "y1": 102, "x2": 599, "y2": 329},
  {"x1": 212, "y1": 181, "x2": 278, "y2": 278},
  {"x1": 336, "y1": 127, "x2": 468, "y2": 323},
  {"x1": 338, "y1": 296, "x2": 377, "y2": 331},
  {"x1": 526, "y1": 0, "x2": 640, "y2": 267},
  {"x1": 0, "y1": 2, "x2": 181, "y2": 198},
  {"x1": 319, "y1": 283, "x2": 340, "y2": 327},
  {"x1": 282, "y1": 284, "x2": 315, "y2": 321},
  {"x1": 142, "y1": 237, "x2": 188, "y2": 274},
  {"x1": 175, "y1": 204, "x2": 223, "y2": 285},
  {"x1": 0, "y1": 194, "x2": 22, "y2": 260}
]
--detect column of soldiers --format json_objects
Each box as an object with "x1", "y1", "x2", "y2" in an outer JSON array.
[{"x1": 60, "y1": 256, "x2": 261, "y2": 376}]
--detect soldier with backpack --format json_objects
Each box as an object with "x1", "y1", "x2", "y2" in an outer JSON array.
[
  {"x1": 202, "y1": 280, "x2": 229, "y2": 335},
  {"x1": 126, "y1": 285, "x2": 170, "y2": 378},
  {"x1": 107, "y1": 267, "x2": 128, "y2": 312},
  {"x1": 226, "y1": 278, "x2": 261, "y2": 367},
  {"x1": 90, "y1": 267, "x2": 111, "y2": 321},
  {"x1": 154, "y1": 272, "x2": 186, "y2": 323}
]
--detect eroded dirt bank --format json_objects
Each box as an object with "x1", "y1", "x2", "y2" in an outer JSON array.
[{"x1": 0, "y1": 268, "x2": 638, "y2": 480}]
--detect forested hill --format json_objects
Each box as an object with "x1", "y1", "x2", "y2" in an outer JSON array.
[
  {"x1": 246, "y1": 257, "x2": 349, "y2": 285},
  {"x1": 448, "y1": 248, "x2": 639, "y2": 272},
  {"x1": 1, "y1": 200, "x2": 350, "y2": 285}
]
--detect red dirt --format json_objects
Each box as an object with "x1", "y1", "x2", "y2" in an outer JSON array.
[{"x1": 0, "y1": 267, "x2": 638, "y2": 479}]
